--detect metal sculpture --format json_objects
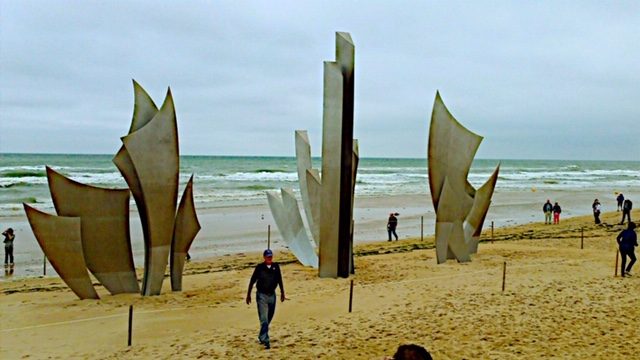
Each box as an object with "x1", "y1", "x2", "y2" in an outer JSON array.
[
  {"x1": 47, "y1": 167, "x2": 139, "y2": 294},
  {"x1": 170, "y1": 175, "x2": 201, "y2": 291},
  {"x1": 318, "y1": 32, "x2": 357, "y2": 278},
  {"x1": 23, "y1": 80, "x2": 199, "y2": 299},
  {"x1": 267, "y1": 189, "x2": 319, "y2": 268},
  {"x1": 428, "y1": 91, "x2": 500, "y2": 263},
  {"x1": 23, "y1": 205, "x2": 100, "y2": 300}
]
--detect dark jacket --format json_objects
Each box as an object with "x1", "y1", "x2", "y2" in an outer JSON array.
[
  {"x1": 617, "y1": 229, "x2": 638, "y2": 252},
  {"x1": 249, "y1": 263, "x2": 284, "y2": 295},
  {"x1": 387, "y1": 215, "x2": 398, "y2": 230},
  {"x1": 543, "y1": 202, "x2": 552, "y2": 212},
  {"x1": 553, "y1": 204, "x2": 561, "y2": 214},
  {"x1": 623, "y1": 199, "x2": 633, "y2": 212}
]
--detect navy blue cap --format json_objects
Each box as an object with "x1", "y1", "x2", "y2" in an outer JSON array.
[{"x1": 263, "y1": 249, "x2": 273, "y2": 257}]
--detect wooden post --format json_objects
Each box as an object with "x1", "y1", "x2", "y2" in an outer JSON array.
[
  {"x1": 501, "y1": 261, "x2": 506, "y2": 292},
  {"x1": 615, "y1": 250, "x2": 619, "y2": 277},
  {"x1": 128, "y1": 305, "x2": 133, "y2": 346},
  {"x1": 267, "y1": 225, "x2": 271, "y2": 250},
  {"x1": 491, "y1": 221, "x2": 494, "y2": 244},
  {"x1": 348, "y1": 279, "x2": 354, "y2": 313},
  {"x1": 420, "y1": 216, "x2": 424, "y2": 242},
  {"x1": 43, "y1": 255, "x2": 47, "y2": 276},
  {"x1": 580, "y1": 227, "x2": 584, "y2": 249}
]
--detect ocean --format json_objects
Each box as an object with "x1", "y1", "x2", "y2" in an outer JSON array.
[{"x1": 1, "y1": 153, "x2": 638, "y2": 217}]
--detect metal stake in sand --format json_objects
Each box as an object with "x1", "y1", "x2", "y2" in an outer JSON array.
[
  {"x1": 267, "y1": 224, "x2": 271, "y2": 250},
  {"x1": 420, "y1": 216, "x2": 424, "y2": 241},
  {"x1": 43, "y1": 255, "x2": 47, "y2": 276},
  {"x1": 581, "y1": 227, "x2": 584, "y2": 249},
  {"x1": 128, "y1": 305, "x2": 133, "y2": 346},
  {"x1": 501, "y1": 261, "x2": 507, "y2": 292},
  {"x1": 348, "y1": 279, "x2": 354, "y2": 313},
  {"x1": 491, "y1": 221, "x2": 495, "y2": 244},
  {"x1": 615, "y1": 250, "x2": 619, "y2": 277}
]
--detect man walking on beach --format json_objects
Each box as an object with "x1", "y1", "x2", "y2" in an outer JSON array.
[
  {"x1": 3, "y1": 228, "x2": 15, "y2": 273},
  {"x1": 620, "y1": 199, "x2": 633, "y2": 225},
  {"x1": 616, "y1": 222, "x2": 637, "y2": 277},
  {"x1": 543, "y1": 200, "x2": 553, "y2": 224},
  {"x1": 617, "y1": 193, "x2": 625, "y2": 212},
  {"x1": 387, "y1": 212, "x2": 399, "y2": 241},
  {"x1": 246, "y1": 249, "x2": 286, "y2": 350}
]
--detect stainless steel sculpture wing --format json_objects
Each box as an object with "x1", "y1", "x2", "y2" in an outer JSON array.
[
  {"x1": 428, "y1": 92, "x2": 500, "y2": 263},
  {"x1": 267, "y1": 189, "x2": 319, "y2": 268},
  {"x1": 171, "y1": 175, "x2": 201, "y2": 291},
  {"x1": 46, "y1": 167, "x2": 139, "y2": 294},
  {"x1": 24, "y1": 204, "x2": 100, "y2": 300}
]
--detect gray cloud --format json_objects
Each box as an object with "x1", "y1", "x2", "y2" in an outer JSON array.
[{"x1": 1, "y1": 0, "x2": 638, "y2": 160}]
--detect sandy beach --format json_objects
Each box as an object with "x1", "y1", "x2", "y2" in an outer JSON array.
[
  {"x1": 1, "y1": 208, "x2": 638, "y2": 359},
  {"x1": 3, "y1": 188, "x2": 637, "y2": 278}
]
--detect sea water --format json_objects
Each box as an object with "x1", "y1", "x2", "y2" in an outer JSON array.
[
  {"x1": 1, "y1": 153, "x2": 638, "y2": 278},
  {"x1": 1, "y1": 153, "x2": 638, "y2": 217}
]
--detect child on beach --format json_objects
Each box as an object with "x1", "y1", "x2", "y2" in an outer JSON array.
[
  {"x1": 3, "y1": 228, "x2": 15, "y2": 268},
  {"x1": 616, "y1": 222, "x2": 637, "y2": 277},
  {"x1": 617, "y1": 193, "x2": 625, "y2": 211},
  {"x1": 552, "y1": 202, "x2": 562, "y2": 224}
]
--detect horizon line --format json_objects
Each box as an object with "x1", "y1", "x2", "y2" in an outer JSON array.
[{"x1": 1, "y1": 152, "x2": 638, "y2": 163}]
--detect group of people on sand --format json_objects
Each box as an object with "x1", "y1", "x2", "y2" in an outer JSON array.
[
  {"x1": 591, "y1": 194, "x2": 633, "y2": 225},
  {"x1": 542, "y1": 199, "x2": 562, "y2": 224}
]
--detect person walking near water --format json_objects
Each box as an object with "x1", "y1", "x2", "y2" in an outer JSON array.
[
  {"x1": 543, "y1": 200, "x2": 553, "y2": 224},
  {"x1": 3, "y1": 228, "x2": 15, "y2": 269},
  {"x1": 552, "y1": 202, "x2": 562, "y2": 224},
  {"x1": 387, "y1": 212, "x2": 399, "y2": 241},
  {"x1": 620, "y1": 199, "x2": 633, "y2": 225},
  {"x1": 246, "y1": 249, "x2": 286, "y2": 350},
  {"x1": 592, "y1": 199, "x2": 601, "y2": 224},
  {"x1": 616, "y1": 222, "x2": 637, "y2": 277},
  {"x1": 617, "y1": 193, "x2": 625, "y2": 212}
]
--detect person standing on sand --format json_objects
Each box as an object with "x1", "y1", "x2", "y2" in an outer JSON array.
[
  {"x1": 543, "y1": 200, "x2": 553, "y2": 224},
  {"x1": 3, "y1": 228, "x2": 15, "y2": 268},
  {"x1": 552, "y1": 202, "x2": 561, "y2": 224},
  {"x1": 246, "y1": 249, "x2": 286, "y2": 350},
  {"x1": 620, "y1": 199, "x2": 633, "y2": 225},
  {"x1": 387, "y1": 212, "x2": 399, "y2": 241},
  {"x1": 616, "y1": 222, "x2": 637, "y2": 277},
  {"x1": 617, "y1": 193, "x2": 625, "y2": 212},
  {"x1": 592, "y1": 199, "x2": 601, "y2": 224}
]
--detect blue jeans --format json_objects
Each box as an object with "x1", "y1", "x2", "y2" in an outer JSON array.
[{"x1": 256, "y1": 292, "x2": 276, "y2": 344}]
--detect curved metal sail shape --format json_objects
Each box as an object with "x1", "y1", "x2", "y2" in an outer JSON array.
[
  {"x1": 171, "y1": 175, "x2": 201, "y2": 291},
  {"x1": 24, "y1": 204, "x2": 99, "y2": 300},
  {"x1": 428, "y1": 91, "x2": 499, "y2": 263},
  {"x1": 295, "y1": 130, "x2": 320, "y2": 246},
  {"x1": 46, "y1": 167, "x2": 139, "y2": 294},
  {"x1": 267, "y1": 189, "x2": 319, "y2": 268},
  {"x1": 119, "y1": 88, "x2": 179, "y2": 296}
]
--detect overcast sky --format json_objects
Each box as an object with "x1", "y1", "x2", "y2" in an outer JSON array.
[{"x1": 1, "y1": 1, "x2": 639, "y2": 160}]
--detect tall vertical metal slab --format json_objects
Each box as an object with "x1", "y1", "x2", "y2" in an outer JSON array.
[
  {"x1": 23, "y1": 205, "x2": 99, "y2": 300},
  {"x1": 121, "y1": 89, "x2": 179, "y2": 296},
  {"x1": 170, "y1": 175, "x2": 201, "y2": 291},
  {"x1": 319, "y1": 32, "x2": 356, "y2": 278},
  {"x1": 46, "y1": 167, "x2": 139, "y2": 294}
]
